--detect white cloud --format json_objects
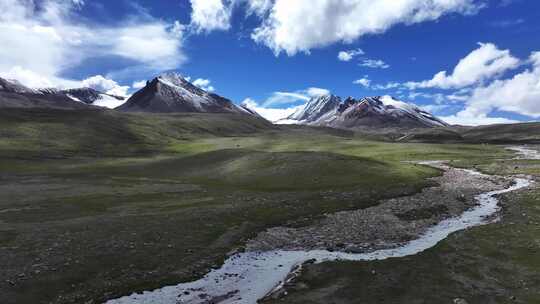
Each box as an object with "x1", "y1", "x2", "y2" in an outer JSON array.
[
  {"x1": 192, "y1": 78, "x2": 215, "y2": 92},
  {"x1": 132, "y1": 80, "x2": 147, "y2": 89},
  {"x1": 306, "y1": 87, "x2": 330, "y2": 97},
  {"x1": 408, "y1": 92, "x2": 446, "y2": 104},
  {"x1": 338, "y1": 48, "x2": 364, "y2": 62},
  {"x1": 190, "y1": 0, "x2": 232, "y2": 33},
  {"x1": 353, "y1": 77, "x2": 371, "y2": 88},
  {"x1": 0, "y1": 0, "x2": 185, "y2": 89},
  {"x1": 263, "y1": 91, "x2": 310, "y2": 106},
  {"x1": 245, "y1": 0, "x2": 273, "y2": 16},
  {"x1": 456, "y1": 51, "x2": 540, "y2": 119},
  {"x1": 251, "y1": 0, "x2": 482, "y2": 55},
  {"x1": 0, "y1": 66, "x2": 71, "y2": 88},
  {"x1": 371, "y1": 82, "x2": 401, "y2": 90},
  {"x1": 360, "y1": 59, "x2": 390, "y2": 69},
  {"x1": 242, "y1": 97, "x2": 302, "y2": 122},
  {"x1": 402, "y1": 50, "x2": 540, "y2": 126},
  {"x1": 406, "y1": 43, "x2": 520, "y2": 89},
  {"x1": 262, "y1": 87, "x2": 329, "y2": 107},
  {"x1": 419, "y1": 104, "x2": 451, "y2": 114},
  {"x1": 439, "y1": 114, "x2": 518, "y2": 126},
  {"x1": 81, "y1": 75, "x2": 130, "y2": 97}
]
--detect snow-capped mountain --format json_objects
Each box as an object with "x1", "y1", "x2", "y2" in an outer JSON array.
[
  {"x1": 0, "y1": 78, "x2": 37, "y2": 94},
  {"x1": 0, "y1": 77, "x2": 126, "y2": 109},
  {"x1": 283, "y1": 95, "x2": 448, "y2": 128},
  {"x1": 117, "y1": 73, "x2": 255, "y2": 115},
  {"x1": 287, "y1": 94, "x2": 342, "y2": 122},
  {"x1": 0, "y1": 77, "x2": 92, "y2": 109}
]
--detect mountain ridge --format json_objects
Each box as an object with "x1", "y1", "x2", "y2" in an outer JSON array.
[
  {"x1": 0, "y1": 77, "x2": 127, "y2": 109},
  {"x1": 280, "y1": 94, "x2": 448, "y2": 129},
  {"x1": 117, "y1": 73, "x2": 256, "y2": 115}
]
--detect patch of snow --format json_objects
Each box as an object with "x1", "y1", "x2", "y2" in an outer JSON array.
[
  {"x1": 66, "y1": 94, "x2": 85, "y2": 103},
  {"x1": 93, "y1": 94, "x2": 126, "y2": 109}
]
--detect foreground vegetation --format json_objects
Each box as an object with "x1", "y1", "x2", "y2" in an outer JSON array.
[{"x1": 0, "y1": 108, "x2": 533, "y2": 304}]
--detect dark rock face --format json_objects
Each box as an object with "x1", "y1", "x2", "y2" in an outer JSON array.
[
  {"x1": 117, "y1": 73, "x2": 252, "y2": 115},
  {"x1": 286, "y1": 95, "x2": 449, "y2": 129}
]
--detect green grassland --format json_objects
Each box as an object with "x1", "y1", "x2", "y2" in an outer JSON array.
[{"x1": 0, "y1": 108, "x2": 530, "y2": 304}]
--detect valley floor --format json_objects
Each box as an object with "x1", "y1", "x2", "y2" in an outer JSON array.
[{"x1": 0, "y1": 110, "x2": 539, "y2": 304}]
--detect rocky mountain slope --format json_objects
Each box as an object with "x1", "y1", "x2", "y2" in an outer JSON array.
[
  {"x1": 0, "y1": 77, "x2": 126, "y2": 109},
  {"x1": 43, "y1": 88, "x2": 126, "y2": 108},
  {"x1": 117, "y1": 73, "x2": 255, "y2": 115},
  {"x1": 282, "y1": 94, "x2": 448, "y2": 128}
]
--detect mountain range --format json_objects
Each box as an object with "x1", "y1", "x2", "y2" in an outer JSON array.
[
  {"x1": 0, "y1": 77, "x2": 126, "y2": 109},
  {"x1": 0, "y1": 74, "x2": 449, "y2": 129},
  {"x1": 280, "y1": 95, "x2": 449, "y2": 129}
]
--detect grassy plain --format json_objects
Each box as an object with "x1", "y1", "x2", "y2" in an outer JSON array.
[{"x1": 0, "y1": 108, "x2": 524, "y2": 304}]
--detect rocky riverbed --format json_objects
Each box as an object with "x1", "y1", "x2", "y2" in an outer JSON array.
[{"x1": 247, "y1": 162, "x2": 509, "y2": 253}]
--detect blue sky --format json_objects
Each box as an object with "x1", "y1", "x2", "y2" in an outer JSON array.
[{"x1": 1, "y1": 0, "x2": 539, "y2": 125}]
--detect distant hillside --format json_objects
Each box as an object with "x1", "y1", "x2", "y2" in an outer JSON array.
[
  {"x1": 0, "y1": 108, "x2": 275, "y2": 158},
  {"x1": 461, "y1": 122, "x2": 540, "y2": 144}
]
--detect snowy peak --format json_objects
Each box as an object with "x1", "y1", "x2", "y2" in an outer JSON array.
[
  {"x1": 117, "y1": 72, "x2": 256, "y2": 115},
  {"x1": 288, "y1": 94, "x2": 342, "y2": 122},
  {"x1": 0, "y1": 77, "x2": 37, "y2": 94},
  {"x1": 285, "y1": 94, "x2": 448, "y2": 129}
]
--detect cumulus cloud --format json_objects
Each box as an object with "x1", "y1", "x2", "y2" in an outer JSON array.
[
  {"x1": 372, "y1": 82, "x2": 401, "y2": 90},
  {"x1": 0, "y1": 0, "x2": 185, "y2": 89},
  {"x1": 439, "y1": 114, "x2": 518, "y2": 126},
  {"x1": 190, "y1": 0, "x2": 232, "y2": 33},
  {"x1": 192, "y1": 78, "x2": 215, "y2": 92},
  {"x1": 391, "y1": 48, "x2": 539, "y2": 126},
  {"x1": 456, "y1": 51, "x2": 540, "y2": 119},
  {"x1": 306, "y1": 87, "x2": 330, "y2": 97},
  {"x1": 353, "y1": 77, "x2": 371, "y2": 88},
  {"x1": 0, "y1": 66, "x2": 73, "y2": 88},
  {"x1": 250, "y1": 0, "x2": 482, "y2": 55},
  {"x1": 406, "y1": 43, "x2": 520, "y2": 89},
  {"x1": 132, "y1": 80, "x2": 147, "y2": 89},
  {"x1": 338, "y1": 48, "x2": 365, "y2": 61},
  {"x1": 244, "y1": 0, "x2": 273, "y2": 16},
  {"x1": 81, "y1": 75, "x2": 130, "y2": 97},
  {"x1": 242, "y1": 98, "x2": 302, "y2": 122},
  {"x1": 398, "y1": 49, "x2": 540, "y2": 125}
]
